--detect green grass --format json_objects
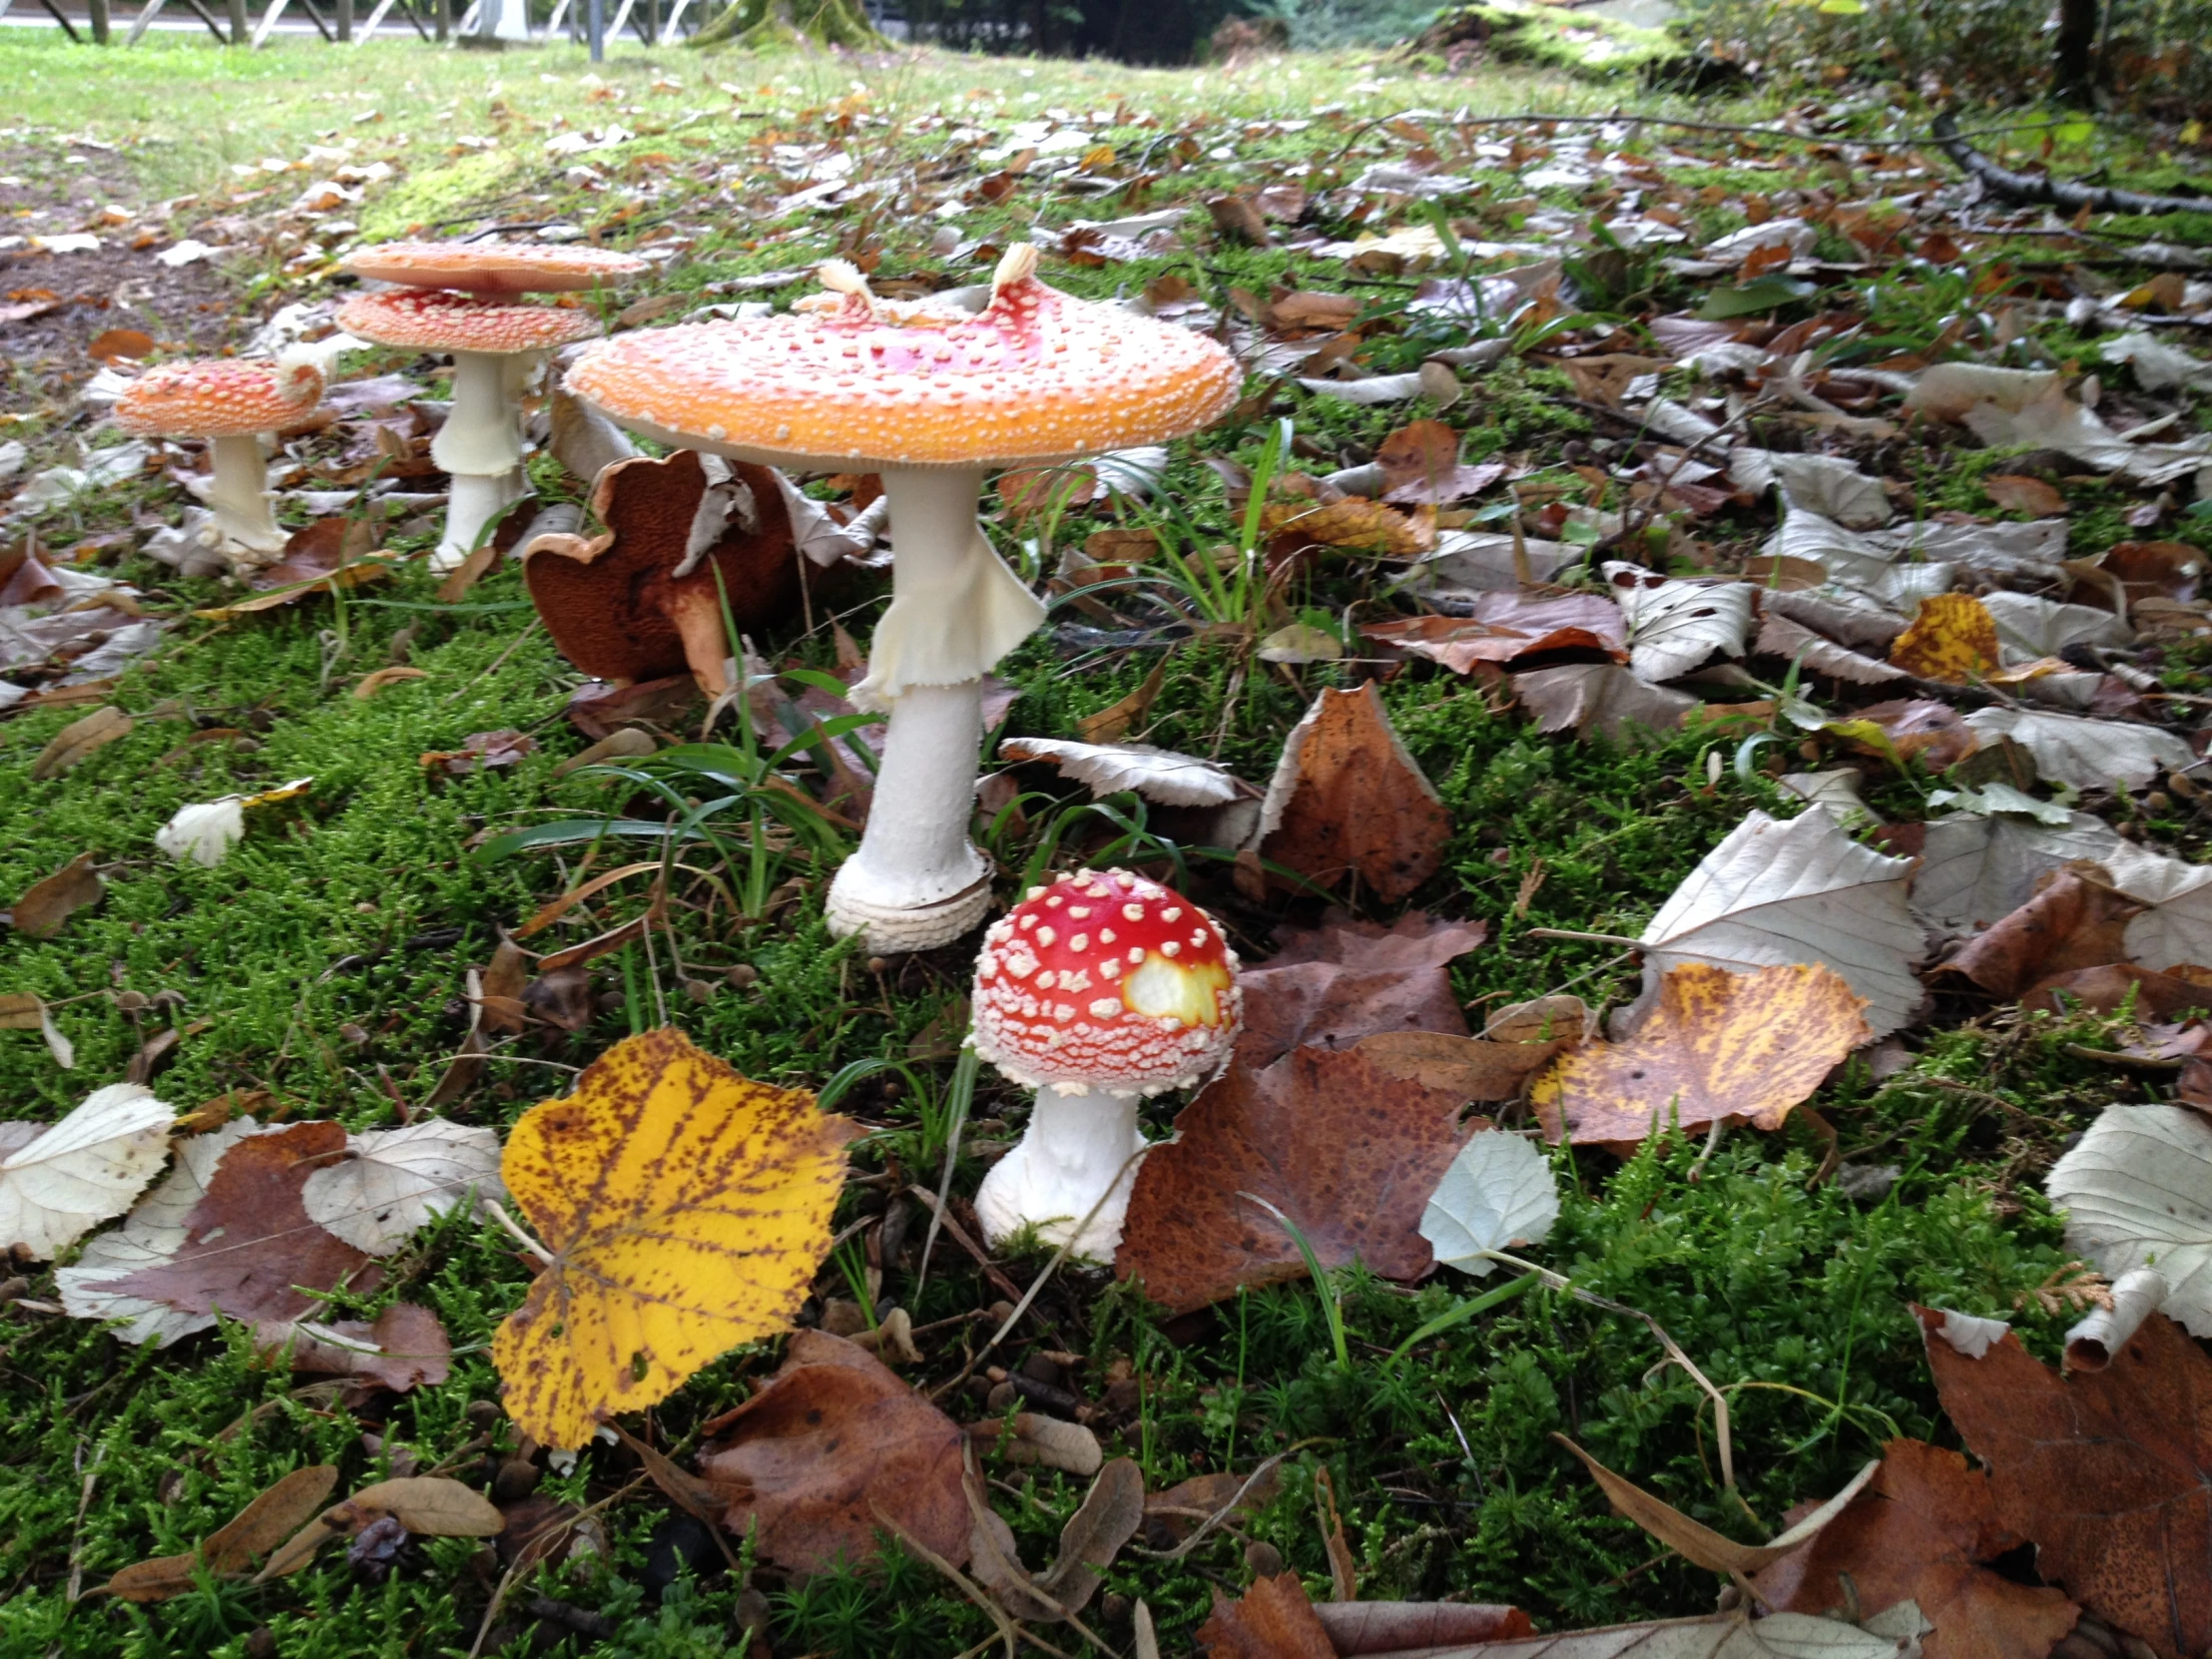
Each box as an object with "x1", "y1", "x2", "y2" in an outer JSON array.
[{"x1": 0, "y1": 27, "x2": 2177, "y2": 1659}]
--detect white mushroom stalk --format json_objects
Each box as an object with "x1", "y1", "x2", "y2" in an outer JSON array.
[
  {"x1": 432, "y1": 348, "x2": 532, "y2": 573},
  {"x1": 203, "y1": 433, "x2": 289, "y2": 560},
  {"x1": 973, "y1": 1084, "x2": 1147, "y2": 1263}
]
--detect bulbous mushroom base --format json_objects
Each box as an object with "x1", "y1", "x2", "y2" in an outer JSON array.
[
  {"x1": 974, "y1": 1088, "x2": 1148, "y2": 1264},
  {"x1": 432, "y1": 469, "x2": 527, "y2": 575},
  {"x1": 825, "y1": 858, "x2": 991, "y2": 953}
]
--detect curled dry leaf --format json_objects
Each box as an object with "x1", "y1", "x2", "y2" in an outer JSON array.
[
  {"x1": 1116, "y1": 1039, "x2": 1483, "y2": 1314},
  {"x1": 698, "y1": 1329, "x2": 969, "y2": 1576},
  {"x1": 998, "y1": 736, "x2": 1245, "y2": 807},
  {"x1": 1753, "y1": 1439, "x2": 2080, "y2": 1659},
  {"x1": 1935, "y1": 865, "x2": 2141, "y2": 998},
  {"x1": 1917, "y1": 1303, "x2": 2212, "y2": 1659},
  {"x1": 32, "y1": 705, "x2": 132, "y2": 782},
  {"x1": 0, "y1": 1082, "x2": 174, "y2": 1261},
  {"x1": 7, "y1": 850, "x2": 104, "y2": 939},
  {"x1": 1198, "y1": 1572, "x2": 1338, "y2": 1659},
  {"x1": 1638, "y1": 807, "x2": 1923, "y2": 1038},
  {"x1": 1254, "y1": 683, "x2": 1450, "y2": 903},
  {"x1": 1830, "y1": 699, "x2": 1978, "y2": 771},
  {"x1": 1533, "y1": 963, "x2": 1871, "y2": 1149},
  {"x1": 972, "y1": 1411, "x2": 1103, "y2": 1475},
  {"x1": 1889, "y1": 593, "x2": 2001, "y2": 684},
  {"x1": 1984, "y1": 474, "x2": 2067, "y2": 517},
  {"x1": 1605, "y1": 565, "x2": 1753, "y2": 684},
  {"x1": 2046, "y1": 1105, "x2": 2212, "y2": 1340},
  {"x1": 1376, "y1": 417, "x2": 1505, "y2": 504},
  {"x1": 0, "y1": 991, "x2": 75, "y2": 1069},
  {"x1": 1314, "y1": 1601, "x2": 1534, "y2": 1654},
  {"x1": 493, "y1": 1027, "x2": 853, "y2": 1449},
  {"x1": 1364, "y1": 591, "x2": 1629, "y2": 672},
  {"x1": 103, "y1": 1464, "x2": 340, "y2": 1601},
  {"x1": 299, "y1": 1118, "x2": 504, "y2": 1255},
  {"x1": 972, "y1": 1456, "x2": 1145, "y2": 1622}
]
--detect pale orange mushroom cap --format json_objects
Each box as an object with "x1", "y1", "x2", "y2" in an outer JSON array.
[
  {"x1": 340, "y1": 241, "x2": 649, "y2": 295},
  {"x1": 563, "y1": 247, "x2": 1245, "y2": 468},
  {"x1": 336, "y1": 288, "x2": 603, "y2": 355},
  {"x1": 113, "y1": 357, "x2": 324, "y2": 437}
]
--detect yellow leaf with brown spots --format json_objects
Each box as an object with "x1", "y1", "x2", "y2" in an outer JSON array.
[
  {"x1": 1889, "y1": 592, "x2": 2001, "y2": 684},
  {"x1": 1529, "y1": 963, "x2": 1870, "y2": 1149},
  {"x1": 492, "y1": 1027, "x2": 854, "y2": 1449}
]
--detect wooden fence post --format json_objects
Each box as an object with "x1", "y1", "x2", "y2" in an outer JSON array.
[
  {"x1": 335, "y1": 0, "x2": 350, "y2": 37},
  {"x1": 88, "y1": 0, "x2": 111, "y2": 39},
  {"x1": 226, "y1": 0, "x2": 246, "y2": 39}
]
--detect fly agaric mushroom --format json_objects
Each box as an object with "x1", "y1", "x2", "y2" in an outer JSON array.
[
  {"x1": 340, "y1": 241, "x2": 649, "y2": 296},
  {"x1": 970, "y1": 868, "x2": 1242, "y2": 1261},
  {"x1": 334, "y1": 288, "x2": 602, "y2": 575},
  {"x1": 112, "y1": 357, "x2": 326, "y2": 572},
  {"x1": 564, "y1": 246, "x2": 1242, "y2": 951}
]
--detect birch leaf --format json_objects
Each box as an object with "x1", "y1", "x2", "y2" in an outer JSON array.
[
  {"x1": 1639, "y1": 808, "x2": 1924, "y2": 1037},
  {"x1": 1958, "y1": 707, "x2": 2194, "y2": 792},
  {"x1": 999, "y1": 737, "x2": 1244, "y2": 808},
  {"x1": 0, "y1": 1083, "x2": 175, "y2": 1261},
  {"x1": 299, "y1": 1119, "x2": 505, "y2": 1255},
  {"x1": 1910, "y1": 812, "x2": 2123, "y2": 934},
  {"x1": 1418, "y1": 1131, "x2": 1559, "y2": 1276},
  {"x1": 2045, "y1": 1105, "x2": 2212, "y2": 1339},
  {"x1": 1604, "y1": 564, "x2": 1753, "y2": 683}
]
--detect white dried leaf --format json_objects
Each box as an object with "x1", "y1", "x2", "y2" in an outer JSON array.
[
  {"x1": 1777, "y1": 770, "x2": 1878, "y2": 831},
  {"x1": 998, "y1": 738, "x2": 1244, "y2": 808},
  {"x1": 1753, "y1": 613, "x2": 1904, "y2": 686},
  {"x1": 1902, "y1": 362, "x2": 2061, "y2": 422},
  {"x1": 0, "y1": 1084, "x2": 175, "y2": 1261},
  {"x1": 1911, "y1": 811, "x2": 2122, "y2": 933},
  {"x1": 1379, "y1": 1607, "x2": 1920, "y2": 1659},
  {"x1": 1978, "y1": 591, "x2": 2131, "y2": 661},
  {"x1": 1420, "y1": 1132, "x2": 1559, "y2": 1277},
  {"x1": 1702, "y1": 218, "x2": 1817, "y2": 266},
  {"x1": 1965, "y1": 392, "x2": 2212, "y2": 490},
  {"x1": 1297, "y1": 371, "x2": 1426, "y2": 404},
  {"x1": 299, "y1": 1120, "x2": 505, "y2": 1255},
  {"x1": 2101, "y1": 841, "x2": 2212, "y2": 970},
  {"x1": 1639, "y1": 807, "x2": 1923, "y2": 1037},
  {"x1": 1931, "y1": 1309, "x2": 2011, "y2": 1359},
  {"x1": 1604, "y1": 564, "x2": 1753, "y2": 684},
  {"x1": 1511, "y1": 665, "x2": 1695, "y2": 746},
  {"x1": 56, "y1": 1118, "x2": 275, "y2": 1347},
  {"x1": 2046, "y1": 1106, "x2": 2212, "y2": 1339},
  {"x1": 1764, "y1": 453, "x2": 1890, "y2": 529},
  {"x1": 1958, "y1": 706, "x2": 2193, "y2": 792},
  {"x1": 2100, "y1": 330, "x2": 2212, "y2": 394}
]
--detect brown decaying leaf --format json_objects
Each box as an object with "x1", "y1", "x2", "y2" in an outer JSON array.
[
  {"x1": 421, "y1": 728, "x2": 536, "y2": 777},
  {"x1": 7, "y1": 850, "x2": 103, "y2": 939},
  {"x1": 2022, "y1": 963, "x2": 2212, "y2": 1021},
  {"x1": 698, "y1": 1330, "x2": 969, "y2": 1577},
  {"x1": 1984, "y1": 474, "x2": 2068, "y2": 517},
  {"x1": 1843, "y1": 699, "x2": 1980, "y2": 769},
  {"x1": 1078, "y1": 656, "x2": 1167, "y2": 744},
  {"x1": 1364, "y1": 591, "x2": 1629, "y2": 672},
  {"x1": 1312, "y1": 1599, "x2": 1535, "y2": 1654},
  {"x1": 104, "y1": 1464, "x2": 339, "y2": 1601},
  {"x1": 1753, "y1": 612, "x2": 1906, "y2": 686},
  {"x1": 1115, "y1": 1039, "x2": 1482, "y2": 1315},
  {"x1": 258, "y1": 1302, "x2": 452, "y2": 1393},
  {"x1": 972, "y1": 1456, "x2": 1145, "y2": 1622},
  {"x1": 1890, "y1": 592, "x2": 2002, "y2": 684},
  {"x1": 1917, "y1": 1304, "x2": 2212, "y2": 1658},
  {"x1": 1196, "y1": 1571, "x2": 1337, "y2": 1659},
  {"x1": 1362, "y1": 1025, "x2": 1579, "y2": 1104},
  {"x1": 195, "y1": 519, "x2": 390, "y2": 618},
  {"x1": 1376, "y1": 418, "x2": 1506, "y2": 504},
  {"x1": 1753, "y1": 1439, "x2": 2080, "y2": 1659},
  {"x1": 1236, "y1": 910, "x2": 1489, "y2": 1069},
  {"x1": 32, "y1": 706, "x2": 133, "y2": 781},
  {"x1": 1936, "y1": 866, "x2": 2142, "y2": 998},
  {"x1": 99, "y1": 1120, "x2": 378, "y2": 1330},
  {"x1": 1257, "y1": 684, "x2": 1451, "y2": 903},
  {"x1": 1531, "y1": 963, "x2": 1871, "y2": 1149},
  {"x1": 1141, "y1": 1466, "x2": 1282, "y2": 1548}
]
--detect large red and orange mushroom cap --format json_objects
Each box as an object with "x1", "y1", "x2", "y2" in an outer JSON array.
[
  {"x1": 972, "y1": 868, "x2": 1243, "y2": 1097},
  {"x1": 563, "y1": 247, "x2": 1244, "y2": 468},
  {"x1": 340, "y1": 241, "x2": 649, "y2": 295},
  {"x1": 336, "y1": 288, "x2": 602, "y2": 355},
  {"x1": 113, "y1": 357, "x2": 325, "y2": 437}
]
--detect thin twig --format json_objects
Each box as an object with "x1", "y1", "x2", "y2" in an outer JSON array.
[{"x1": 483, "y1": 1198, "x2": 554, "y2": 1268}]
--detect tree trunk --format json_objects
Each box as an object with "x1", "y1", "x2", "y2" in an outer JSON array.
[
  {"x1": 687, "y1": 0, "x2": 878, "y2": 48},
  {"x1": 2054, "y1": 0, "x2": 2100, "y2": 100}
]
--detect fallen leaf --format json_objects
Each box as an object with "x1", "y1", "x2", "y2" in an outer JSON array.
[
  {"x1": 999, "y1": 737, "x2": 1246, "y2": 807},
  {"x1": 972, "y1": 1412, "x2": 1103, "y2": 1474},
  {"x1": 1419, "y1": 1129, "x2": 1560, "y2": 1274},
  {"x1": 352, "y1": 665, "x2": 428, "y2": 699},
  {"x1": 1362, "y1": 1021, "x2": 1579, "y2": 1105},
  {"x1": 972, "y1": 1456, "x2": 1144, "y2": 1621},
  {"x1": 1835, "y1": 699, "x2": 1979, "y2": 770},
  {"x1": 1936, "y1": 866, "x2": 2141, "y2": 998},
  {"x1": 1558, "y1": 1435, "x2": 1880, "y2": 1574},
  {"x1": 1141, "y1": 1466, "x2": 1282, "y2": 1547},
  {"x1": 1260, "y1": 494, "x2": 1432, "y2": 557},
  {"x1": 299, "y1": 1119, "x2": 504, "y2": 1255},
  {"x1": 1911, "y1": 811, "x2": 2123, "y2": 934},
  {"x1": 1890, "y1": 593, "x2": 2002, "y2": 684},
  {"x1": 1753, "y1": 1439, "x2": 2081, "y2": 1659},
  {"x1": 1753, "y1": 613, "x2": 1907, "y2": 687},
  {"x1": 2103, "y1": 843, "x2": 2212, "y2": 971},
  {"x1": 1237, "y1": 911, "x2": 1489, "y2": 1068},
  {"x1": 103, "y1": 1464, "x2": 339, "y2": 1601},
  {"x1": 1917, "y1": 1303, "x2": 2212, "y2": 1658},
  {"x1": 260, "y1": 1302, "x2": 452, "y2": 1392},
  {"x1": 1512, "y1": 664, "x2": 1697, "y2": 744},
  {"x1": 0, "y1": 1082, "x2": 175, "y2": 1261},
  {"x1": 32, "y1": 705, "x2": 132, "y2": 781},
  {"x1": 1254, "y1": 684, "x2": 1450, "y2": 902},
  {"x1": 327, "y1": 1476, "x2": 504, "y2": 1536},
  {"x1": 1115, "y1": 1038, "x2": 1482, "y2": 1314},
  {"x1": 699, "y1": 1329, "x2": 968, "y2": 1576},
  {"x1": 1984, "y1": 475, "x2": 2068, "y2": 517},
  {"x1": 1077, "y1": 657, "x2": 1167, "y2": 743},
  {"x1": 2019, "y1": 963, "x2": 2212, "y2": 1020},
  {"x1": 1533, "y1": 963, "x2": 1871, "y2": 1148},
  {"x1": 1959, "y1": 707, "x2": 2194, "y2": 793},
  {"x1": 1197, "y1": 1571, "x2": 1337, "y2": 1659},
  {"x1": 0, "y1": 990, "x2": 76, "y2": 1068},
  {"x1": 1377, "y1": 418, "x2": 1504, "y2": 504},
  {"x1": 422, "y1": 728, "x2": 536, "y2": 777},
  {"x1": 1606, "y1": 566, "x2": 1753, "y2": 684},
  {"x1": 7, "y1": 850, "x2": 104, "y2": 939},
  {"x1": 1638, "y1": 808, "x2": 1923, "y2": 1038},
  {"x1": 493, "y1": 1027, "x2": 853, "y2": 1449},
  {"x1": 2046, "y1": 1105, "x2": 2212, "y2": 1339},
  {"x1": 86, "y1": 327, "x2": 154, "y2": 362},
  {"x1": 1313, "y1": 1600, "x2": 1535, "y2": 1653},
  {"x1": 72, "y1": 1120, "x2": 374, "y2": 1344},
  {"x1": 1365, "y1": 592, "x2": 1629, "y2": 672}
]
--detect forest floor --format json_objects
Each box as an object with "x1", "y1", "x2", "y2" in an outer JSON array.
[{"x1": 6, "y1": 23, "x2": 2212, "y2": 1659}]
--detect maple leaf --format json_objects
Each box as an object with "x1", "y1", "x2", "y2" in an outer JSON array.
[
  {"x1": 697, "y1": 1329, "x2": 969, "y2": 1576},
  {"x1": 0, "y1": 1082, "x2": 174, "y2": 1261},
  {"x1": 492, "y1": 1027, "x2": 854, "y2": 1450},
  {"x1": 1253, "y1": 684, "x2": 1450, "y2": 903},
  {"x1": 1889, "y1": 592, "x2": 2001, "y2": 683},
  {"x1": 1753, "y1": 1439, "x2": 2080, "y2": 1659},
  {"x1": 1916, "y1": 1304, "x2": 2212, "y2": 1659},
  {"x1": 1532, "y1": 963, "x2": 1870, "y2": 1149},
  {"x1": 1114, "y1": 1039, "x2": 1481, "y2": 1314}
]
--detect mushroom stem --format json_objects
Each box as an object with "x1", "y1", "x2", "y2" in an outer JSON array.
[
  {"x1": 431, "y1": 348, "x2": 530, "y2": 574},
  {"x1": 973, "y1": 1084, "x2": 1147, "y2": 1262},
  {"x1": 205, "y1": 433, "x2": 289, "y2": 564},
  {"x1": 667, "y1": 584, "x2": 735, "y2": 698},
  {"x1": 826, "y1": 466, "x2": 1044, "y2": 951}
]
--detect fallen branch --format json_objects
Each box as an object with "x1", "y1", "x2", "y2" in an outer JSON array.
[{"x1": 1934, "y1": 111, "x2": 2212, "y2": 218}]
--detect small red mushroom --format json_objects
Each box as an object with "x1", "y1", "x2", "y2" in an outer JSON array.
[{"x1": 970, "y1": 867, "x2": 1242, "y2": 1259}]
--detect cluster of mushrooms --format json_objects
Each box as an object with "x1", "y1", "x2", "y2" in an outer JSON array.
[{"x1": 118, "y1": 233, "x2": 1257, "y2": 1257}]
